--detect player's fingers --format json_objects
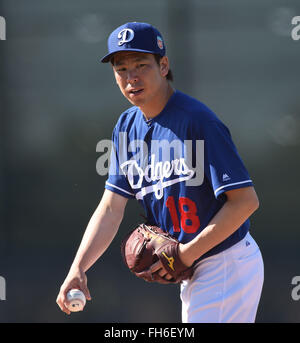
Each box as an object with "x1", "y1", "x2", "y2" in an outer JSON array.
[
  {"x1": 75, "y1": 275, "x2": 92, "y2": 301},
  {"x1": 81, "y1": 285, "x2": 92, "y2": 301},
  {"x1": 56, "y1": 293, "x2": 71, "y2": 315},
  {"x1": 57, "y1": 282, "x2": 77, "y2": 314}
]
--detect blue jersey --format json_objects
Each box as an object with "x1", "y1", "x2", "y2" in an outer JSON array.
[{"x1": 105, "y1": 90, "x2": 253, "y2": 260}]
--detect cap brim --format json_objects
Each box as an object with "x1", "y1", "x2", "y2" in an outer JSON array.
[{"x1": 100, "y1": 48, "x2": 163, "y2": 63}]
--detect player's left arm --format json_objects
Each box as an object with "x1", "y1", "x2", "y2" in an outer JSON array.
[{"x1": 178, "y1": 186, "x2": 259, "y2": 268}]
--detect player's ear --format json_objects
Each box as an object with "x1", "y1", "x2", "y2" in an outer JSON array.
[{"x1": 159, "y1": 56, "x2": 170, "y2": 78}]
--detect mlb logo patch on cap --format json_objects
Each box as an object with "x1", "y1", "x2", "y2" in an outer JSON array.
[{"x1": 157, "y1": 36, "x2": 164, "y2": 50}]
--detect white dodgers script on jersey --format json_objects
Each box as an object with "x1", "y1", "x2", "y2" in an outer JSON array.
[{"x1": 120, "y1": 154, "x2": 195, "y2": 200}]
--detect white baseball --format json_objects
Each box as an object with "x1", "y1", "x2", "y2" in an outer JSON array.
[{"x1": 66, "y1": 289, "x2": 86, "y2": 312}]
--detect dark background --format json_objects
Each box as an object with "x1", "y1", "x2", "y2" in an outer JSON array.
[{"x1": 0, "y1": 0, "x2": 300, "y2": 323}]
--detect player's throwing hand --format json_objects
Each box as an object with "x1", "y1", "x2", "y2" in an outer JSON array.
[{"x1": 56, "y1": 267, "x2": 91, "y2": 315}]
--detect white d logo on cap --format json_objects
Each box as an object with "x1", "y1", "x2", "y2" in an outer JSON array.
[{"x1": 118, "y1": 28, "x2": 135, "y2": 46}]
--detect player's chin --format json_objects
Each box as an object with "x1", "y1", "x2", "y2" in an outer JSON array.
[{"x1": 126, "y1": 92, "x2": 146, "y2": 105}]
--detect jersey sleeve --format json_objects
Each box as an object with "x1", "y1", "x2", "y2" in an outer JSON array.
[
  {"x1": 203, "y1": 120, "x2": 253, "y2": 199},
  {"x1": 104, "y1": 127, "x2": 135, "y2": 199}
]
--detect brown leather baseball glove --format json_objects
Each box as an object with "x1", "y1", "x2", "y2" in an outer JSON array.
[{"x1": 121, "y1": 223, "x2": 194, "y2": 284}]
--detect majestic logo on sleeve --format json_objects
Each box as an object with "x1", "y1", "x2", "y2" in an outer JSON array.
[{"x1": 222, "y1": 173, "x2": 231, "y2": 181}]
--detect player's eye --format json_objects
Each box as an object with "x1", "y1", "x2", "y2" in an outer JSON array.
[{"x1": 116, "y1": 67, "x2": 127, "y2": 72}]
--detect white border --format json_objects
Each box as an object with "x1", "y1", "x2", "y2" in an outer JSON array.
[
  {"x1": 214, "y1": 180, "x2": 252, "y2": 196},
  {"x1": 105, "y1": 182, "x2": 135, "y2": 197}
]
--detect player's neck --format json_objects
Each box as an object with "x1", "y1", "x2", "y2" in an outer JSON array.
[{"x1": 140, "y1": 83, "x2": 175, "y2": 121}]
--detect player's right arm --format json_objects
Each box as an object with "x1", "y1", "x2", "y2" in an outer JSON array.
[{"x1": 56, "y1": 189, "x2": 128, "y2": 314}]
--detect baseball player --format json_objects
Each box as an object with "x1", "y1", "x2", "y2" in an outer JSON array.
[{"x1": 56, "y1": 22, "x2": 264, "y2": 323}]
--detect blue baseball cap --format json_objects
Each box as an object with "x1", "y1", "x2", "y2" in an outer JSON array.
[{"x1": 101, "y1": 22, "x2": 166, "y2": 63}]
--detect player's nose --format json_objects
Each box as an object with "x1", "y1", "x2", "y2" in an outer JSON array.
[{"x1": 126, "y1": 69, "x2": 139, "y2": 83}]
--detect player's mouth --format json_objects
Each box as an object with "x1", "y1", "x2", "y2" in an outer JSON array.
[{"x1": 128, "y1": 88, "x2": 144, "y2": 98}]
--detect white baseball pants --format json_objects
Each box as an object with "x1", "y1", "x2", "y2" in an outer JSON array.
[{"x1": 180, "y1": 232, "x2": 264, "y2": 323}]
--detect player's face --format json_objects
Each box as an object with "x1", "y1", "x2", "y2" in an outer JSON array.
[{"x1": 112, "y1": 51, "x2": 170, "y2": 108}]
